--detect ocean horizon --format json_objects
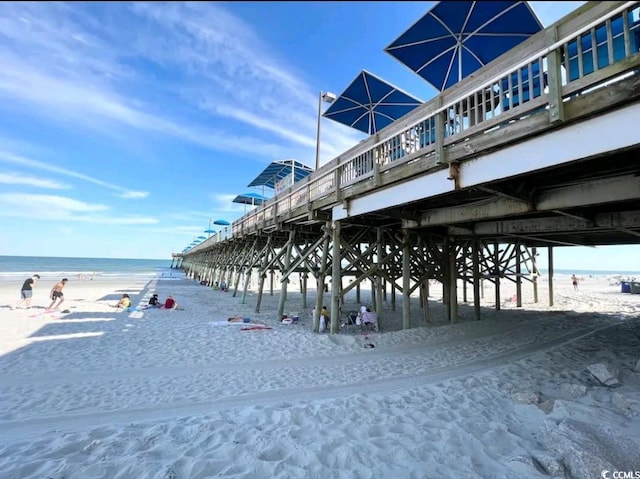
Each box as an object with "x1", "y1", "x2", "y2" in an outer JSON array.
[
  {"x1": 1, "y1": 255, "x2": 638, "y2": 282},
  {"x1": 0, "y1": 255, "x2": 177, "y2": 282}
]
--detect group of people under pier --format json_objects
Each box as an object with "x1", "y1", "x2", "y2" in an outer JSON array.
[
  {"x1": 314, "y1": 304, "x2": 379, "y2": 333},
  {"x1": 113, "y1": 293, "x2": 180, "y2": 310}
]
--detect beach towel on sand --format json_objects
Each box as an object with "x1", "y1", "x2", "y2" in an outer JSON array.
[
  {"x1": 210, "y1": 320, "x2": 251, "y2": 327},
  {"x1": 241, "y1": 325, "x2": 272, "y2": 331}
]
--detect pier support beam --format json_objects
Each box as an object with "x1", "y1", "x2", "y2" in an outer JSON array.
[
  {"x1": 532, "y1": 247, "x2": 539, "y2": 303},
  {"x1": 302, "y1": 273, "x2": 308, "y2": 309},
  {"x1": 494, "y1": 242, "x2": 501, "y2": 311},
  {"x1": 516, "y1": 241, "x2": 522, "y2": 307},
  {"x1": 402, "y1": 230, "x2": 411, "y2": 329},
  {"x1": 313, "y1": 222, "x2": 331, "y2": 333},
  {"x1": 255, "y1": 237, "x2": 272, "y2": 313},
  {"x1": 375, "y1": 227, "x2": 384, "y2": 329},
  {"x1": 548, "y1": 246, "x2": 554, "y2": 307},
  {"x1": 277, "y1": 230, "x2": 295, "y2": 320},
  {"x1": 330, "y1": 221, "x2": 341, "y2": 334},
  {"x1": 448, "y1": 238, "x2": 458, "y2": 323},
  {"x1": 472, "y1": 239, "x2": 481, "y2": 320}
]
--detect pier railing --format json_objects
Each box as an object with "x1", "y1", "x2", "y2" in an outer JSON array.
[{"x1": 190, "y1": 1, "x2": 640, "y2": 254}]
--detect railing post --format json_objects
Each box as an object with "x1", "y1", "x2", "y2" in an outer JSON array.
[
  {"x1": 546, "y1": 27, "x2": 566, "y2": 124},
  {"x1": 372, "y1": 133, "x2": 381, "y2": 186},
  {"x1": 434, "y1": 100, "x2": 446, "y2": 164}
]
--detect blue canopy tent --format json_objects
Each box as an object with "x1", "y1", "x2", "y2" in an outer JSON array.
[
  {"x1": 385, "y1": 1, "x2": 543, "y2": 92},
  {"x1": 233, "y1": 192, "x2": 268, "y2": 206},
  {"x1": 322, "y1": 70, "x2": 423, "y2": 135},
  {"x1": 248, "y1": 159, "x2": 313, "y2": 193},
  {"x1": 234, "y1": 192, "x2": 269, "y2": 215}
]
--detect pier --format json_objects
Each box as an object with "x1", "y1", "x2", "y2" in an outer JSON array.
[{"x1": 178, "y1": 1, "x2": 640, "y2": 333}]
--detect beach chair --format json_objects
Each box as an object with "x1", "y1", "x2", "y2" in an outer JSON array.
[{"x1": 341, "y1": 311, "x2": 360, "y2": 334}]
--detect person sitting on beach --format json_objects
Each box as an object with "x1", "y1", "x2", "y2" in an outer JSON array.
[
  {"x1": 114, "y1": 294, "x2": 131, "y2": 309},
  {"x1": 148, "y1": 294, "x2": 160, "y2": 307},
  {"x1": 48, "y1": 278, "x2": 68, "y2": 310},
  {"x1": 164, "y1": 295, "x2": 178, "y2": 309},
  {"x1": 359, "y1": 305, "x2": 379, "y2": 332}
]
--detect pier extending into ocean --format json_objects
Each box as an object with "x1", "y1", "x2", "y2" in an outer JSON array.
[{"x1": 177, "y1": 1, "x2": 640, "y2": 333}]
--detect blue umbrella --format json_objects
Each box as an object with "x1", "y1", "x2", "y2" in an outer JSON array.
[
  {"x1": 232, "y1": 192, "x2": 268, "y2": 206},
  {"x1": 213, "y1": 219, "x2": 230, "y2": 226},
  {"x1": 204, "y1": 229, "x2": 216, "y2": 234},
  {"x1": 196, "y1": 235, "x2": 207, "y2": 240},
  {"x1": 247, "y1": 160, "x2": 313, "y2": 189},
  {"x1": 323, "y1": 70, "x2": 422, "y2": 135},
  {"x1": 385, "y1": 1, "x2": 543, "y2": 91}
]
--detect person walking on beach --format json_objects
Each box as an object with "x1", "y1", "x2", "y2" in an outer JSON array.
[
  {"x1": 12, "y1": 274, "x2": 41, "y2": 310},
  {"x1": 48, "y1": 278, "x2": 68, "y2": 310},
  {"x1": 571, "y1": 274, "x2": 579, "y2": 291}
]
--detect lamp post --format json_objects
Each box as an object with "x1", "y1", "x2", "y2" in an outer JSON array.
[{"x1": 315, "y1": 91, "x2": 337, "y2": 170}]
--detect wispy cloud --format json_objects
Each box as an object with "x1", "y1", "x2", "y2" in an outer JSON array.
[
  {"x1": 0, "y1": 1, "x2": 363, "y2": 165},
  {"x1": 0, "y1": 150, "x2": 149, "y2": 199},
  {"x1": 0, "y1": 172, "x2": 69, "y2": 189},
  {"x1": 0, "y1": 193, "x2": 107, "y2": 212},
  {"x1": 128, "y1": 1, "x2": 364, "y2": 162},
  {"x1": 0, "y1": 193, "x2": 157, "y2": 225}
]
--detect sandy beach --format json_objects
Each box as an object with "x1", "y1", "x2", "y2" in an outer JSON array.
[{"x1": 0, "y1": 272, "x2": 639, "y2": 478}]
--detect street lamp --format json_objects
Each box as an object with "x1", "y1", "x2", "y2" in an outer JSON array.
[{"x1": 315, "y1": 91, "x2": 337, "y2": 170}]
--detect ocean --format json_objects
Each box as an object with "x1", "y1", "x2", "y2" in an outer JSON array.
[
  {"x1": 540, "y1": 268, "x2": 640, "y2": 277},
  {"x1": 0, "y1": 256, "x2": 179, "y2": 282}
]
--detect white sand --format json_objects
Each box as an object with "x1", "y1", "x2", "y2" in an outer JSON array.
[{"x1": 0, "y1": 273, "x2": 639, "y2": 478}]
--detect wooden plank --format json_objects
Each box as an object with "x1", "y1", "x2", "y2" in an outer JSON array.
[
  {"x1": 447, "y1": 111, "x2": 551, "y2": 164},
  {"x1": 565, "y1": 75, "x2": 640, "y2": 125},
  {"x1": 443, "y1": 96, "x2": 549, "y2": 150}
]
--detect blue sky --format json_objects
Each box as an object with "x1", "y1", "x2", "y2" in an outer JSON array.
[{"x1": 2, "y1": 1, "x2": 635, "y2": 271}]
